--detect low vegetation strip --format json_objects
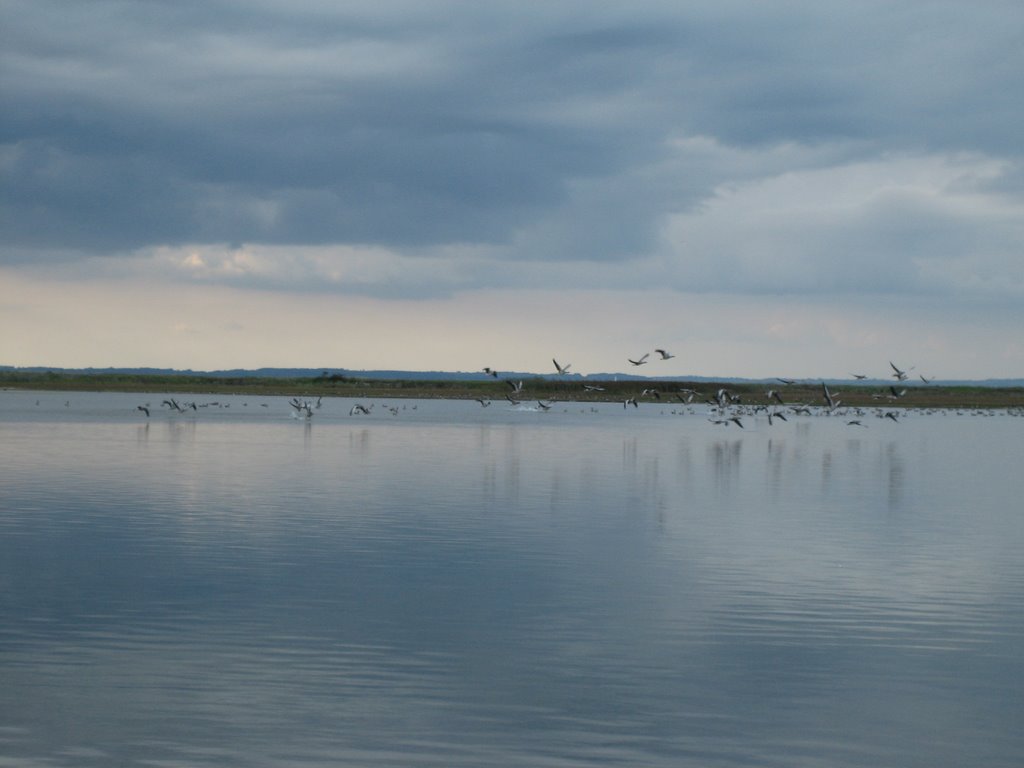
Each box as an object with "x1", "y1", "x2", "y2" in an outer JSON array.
[{"x1": 2, "y1": 371, "x2": 1022, "y2": 409}]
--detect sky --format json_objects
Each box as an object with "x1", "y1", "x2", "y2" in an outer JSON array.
[{"x1": 2, "y1": 0, "x2": 1023, "y2": 379}]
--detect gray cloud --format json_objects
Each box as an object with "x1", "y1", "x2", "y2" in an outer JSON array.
[{"x1": 2, "y1": 0, "x2": 1022, "y2": 305}]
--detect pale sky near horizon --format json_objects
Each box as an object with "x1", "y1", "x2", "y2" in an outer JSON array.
[{"x1": 2, "y1": 1, "x2": 1023, "y2": 378}]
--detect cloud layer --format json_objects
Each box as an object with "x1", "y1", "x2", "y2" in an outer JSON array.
[{"x1": 2, "y1": 1, "x2": 1022, "y2": 374}]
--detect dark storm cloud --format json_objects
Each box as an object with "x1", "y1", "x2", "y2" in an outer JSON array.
[{"x1": 2, "y1": 0, "x2": 1022, "y2": 279}]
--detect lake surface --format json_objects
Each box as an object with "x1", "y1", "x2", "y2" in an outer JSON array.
[{"x1": 2, "y1": 390, "x2": 1022, "y2": 767}]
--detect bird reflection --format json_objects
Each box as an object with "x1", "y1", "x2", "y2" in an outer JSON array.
[
  {"x1": 709, "y1": 439, "x2": 742, "y2": 494},
  {"x1": 349, "y1": 428, "x2": 371, "y2": 458},
  {"x1": 884, "y1": 441, "x2": 905, "y2": 509}
]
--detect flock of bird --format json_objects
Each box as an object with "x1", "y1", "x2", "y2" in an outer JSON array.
[
  {"x1": 125, "y1": 354, "x2": 1018, "y2": 425},
  {"x1": 467, "y1": 356, "x2": 944, "y2": 428}
]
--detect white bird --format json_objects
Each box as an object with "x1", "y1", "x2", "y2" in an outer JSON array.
[
  {"x1": 851, "y1": 373, "x2": 867, "y2": 380},
  {"x1": 483, "y1": 367, "x2": 499, "y2": 378},
  {"x1": 349, "y1": 404, "x2": 371, "y2": 415},
  {"x1": 714, "y1": 388, "x2": 739, "y2": 408},
  {"x1": 654, "y1": 349, "x2": 675, "y2": 360},
  {"x1": 553, "y1": 359, "x2": 572, "y2": 375},
  {"x1": 628, "y1": 353, "x2": 649, "y2": 366}
]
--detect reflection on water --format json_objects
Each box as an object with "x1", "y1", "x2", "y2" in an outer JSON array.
[
  {"x1": 709, "y1": 438, "x2": 742, "y2": 496},
  {"x1": 349, "y1": 426, "x2": 371, "y2": 457},
  {"x1": 1, "y1": 391, "x2": 1023, "y2": 767},
  {"x1": 884, "y1": 440, "x2": 905, "y2": 509}
]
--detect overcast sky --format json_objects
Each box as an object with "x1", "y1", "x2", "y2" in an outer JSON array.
[{"x1": 2, "y1": 0, "x2": 1022, "y2": 378}]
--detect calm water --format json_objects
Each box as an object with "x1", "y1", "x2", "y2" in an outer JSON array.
[{"x1": 2, "y1": 390, "x2": 1022, "y2": 767}]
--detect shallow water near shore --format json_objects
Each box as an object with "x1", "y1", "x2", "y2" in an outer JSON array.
[{"x1": 2, "y1": 390, "x2": 1023, "y2": 767}]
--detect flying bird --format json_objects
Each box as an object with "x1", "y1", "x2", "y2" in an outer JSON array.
[
  {"x1": 654, "y1": 349, "x2": 675, "y2": 360},
  {"x1": 553, "y1": 359, "x2": 572, "y2": 375},
  {"x1": 851, "y1": 373, "x2": 867, "y2": 380},
  {"x1": 290, "y1": 398, "x2": 314, "y2": 418},
  {"x1": 890, "y1": 361, "x2": 912, "y2": 381},
  {"x1": 483, "y1": 367, "x2": 499, "y2": 378},
  {"x1": 628, "y1": 353, "x2": 650, "y2": 366},
  {"x1": 822, "y1": 382, "x2": 840, "y2": 410},
  {"x1": 714, "y1": 388, "x2": 740, "y2": 408},
  {"x1": 709, "y1": 416, "x2": 743, "y2": 428},
  {"x1": 137, "y1": 405, "x2": 150, "y2": 417}
]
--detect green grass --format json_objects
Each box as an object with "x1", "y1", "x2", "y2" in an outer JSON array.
[{"x1": 2, "y1": 371, "x2": 1022, "y2": 409}]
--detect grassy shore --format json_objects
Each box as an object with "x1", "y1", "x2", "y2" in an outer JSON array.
[{"x1": 2, "y1": 371, "x2": 1022, "y2": 409}]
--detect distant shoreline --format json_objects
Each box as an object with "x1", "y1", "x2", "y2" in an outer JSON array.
[{"x1": 2, "y1": 371, "x2": 1022, "y2": 409}]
